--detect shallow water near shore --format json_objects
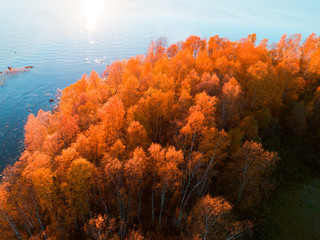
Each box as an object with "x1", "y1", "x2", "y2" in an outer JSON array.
[{"x1": 0, "y1": 0, "x2": 320, "y2": 171}]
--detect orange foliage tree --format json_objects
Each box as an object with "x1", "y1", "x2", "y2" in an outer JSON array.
[{"x1": 2, "y1": 33, "x2": 320, "y2": 239}]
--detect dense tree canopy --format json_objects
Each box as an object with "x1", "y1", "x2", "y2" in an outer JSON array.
[{"x1": 1, "y1": 33, "x2": 320, "y2": 239}]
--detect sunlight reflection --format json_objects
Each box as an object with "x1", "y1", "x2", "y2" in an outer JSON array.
[{"x1": 81, "y1": 0, "x2": 106, "y2": 32}]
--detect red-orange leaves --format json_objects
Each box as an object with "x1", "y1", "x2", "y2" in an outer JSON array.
[
  {"x1": 25, "y1": 110, "x2": 55, "y2": 152},
  {"x1": 184, "y1": 35, "x2": 206, "y2": 58},
  {"x1": 310, "y1": 48, "x2": 320, "y2": 76},
  {"x1": 192, "y1": 92, "x2": 218, "y2": 127},
  {"x1": 196, "y1": 50, "x2": 213, "y2": 74},
  {"x1": 126, "y1": 121, "x2": 149, "y2": 152},
  {"x1": 98, "y1": 95, "x2": 125, "y2": 143},
  {"x1": 125, "y1": 147, "x2": 147, "y2": 181},
  {"x1": 103, "y1": 60, "x2": 125, "y2": 95},
  {"x1": 219, "y1": 77, "x2": 242, "y2": 129},
  {"x1": 181, "y1": 111, "x2": 206, "y2": 140},
  {"x1": 57, "y1": 116, "x2": 79, "y2": 149}
]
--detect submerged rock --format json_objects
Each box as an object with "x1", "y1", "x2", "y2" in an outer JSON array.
[{"x1": 0, "y1": 66, "x2": 34, "y2": 76}]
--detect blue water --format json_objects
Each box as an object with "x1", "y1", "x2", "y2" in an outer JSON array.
[{"x1": 0, "y1": 0, "x2": 319, "y2": 171}]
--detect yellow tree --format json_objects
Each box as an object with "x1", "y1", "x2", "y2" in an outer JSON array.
[
  {"x1": 65, "y1": 158, "x2": 95, "y2": 226},
  {"x1": 55, "y1": 147, "x2": 79, "y2": 182},
  {"x1": 28, "y1": 167, "x2": 62, "y2": 237}
]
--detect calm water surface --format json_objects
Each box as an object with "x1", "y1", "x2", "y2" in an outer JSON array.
[{"x1": 0, "y1": 0, "x2": 319, "y2": 171}]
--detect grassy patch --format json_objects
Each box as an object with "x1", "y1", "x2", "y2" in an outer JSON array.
[{"x1": 270, "y1": 179, "x2": 320, "y2": 240}]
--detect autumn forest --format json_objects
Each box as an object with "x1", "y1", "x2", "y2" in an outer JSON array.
[{"x1": 1, "y1": 34, "x2": 320, "y2": 239}]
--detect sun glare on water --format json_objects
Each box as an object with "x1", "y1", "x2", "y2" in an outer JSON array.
[{"x1": 81, "y1": 0, "x2": 106, "y2": 32}]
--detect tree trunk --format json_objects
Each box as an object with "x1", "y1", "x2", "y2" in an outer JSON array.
[
  {"x1": 151, "y1": 175, "x2": 155, "y2": 224},
  {"x1": 0, "y1": 207, "x2": 22, "y2": 240},
  {"x1": 159, "y1": 187, "x2": 166, "y2": 230},
  {"x1": 34, "y1": 200, "x2": 47, "y2": 239}
]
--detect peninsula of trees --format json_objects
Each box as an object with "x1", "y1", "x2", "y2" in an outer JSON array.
[{"x1": 1, "y1": 34, "x2": 320, "y2": 239}]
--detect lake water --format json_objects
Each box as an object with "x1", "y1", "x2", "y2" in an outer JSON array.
[{"x1": 0, "y1": 0, "x2": 319, "y2": 171}]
